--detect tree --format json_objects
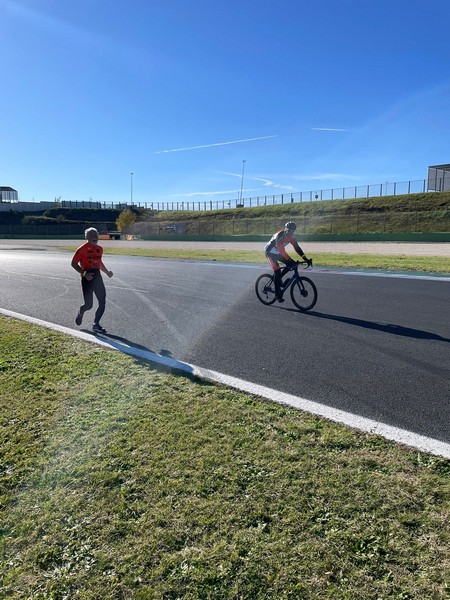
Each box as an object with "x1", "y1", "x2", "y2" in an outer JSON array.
[{"x1": 116, "y1": 209, "x2": 137, "y2": 233}]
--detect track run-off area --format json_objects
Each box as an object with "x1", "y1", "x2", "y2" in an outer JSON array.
[{"x1": 1, "y1": 240, "x2": 449, "y2": 457}]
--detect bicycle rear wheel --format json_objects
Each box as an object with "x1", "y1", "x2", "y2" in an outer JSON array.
[
  {"x1": 290, "y1": 276, "x2": 318, "y2": 311},
  {"x1": 255, "y1": 274, "x2": 277, "y2": 305}
]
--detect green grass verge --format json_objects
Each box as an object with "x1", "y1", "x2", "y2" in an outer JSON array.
[
  {"x1": 58, "y1": 246, "x2": 450, "y2": 274},
  {"x1": 1, "y1": 316, "x2": 449, "y2": 598}
]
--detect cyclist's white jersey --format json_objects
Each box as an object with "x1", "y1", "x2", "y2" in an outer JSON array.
[{"x1": 265, "y1": 229, "x2": 302, "y2": 260}]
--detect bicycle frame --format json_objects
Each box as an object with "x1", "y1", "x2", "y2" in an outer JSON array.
[
  {"x1": 255, "y1": 259, "x2": 317, "y2": 311},
  {"x1": 280, "y1": 261, "x2": 311, "y2": 292}
]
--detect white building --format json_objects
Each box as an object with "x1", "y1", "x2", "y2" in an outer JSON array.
[
  {"x1": 0, "y1": 186, "x2": 18, "y2": 202},
  {"x1": 427, "y1": 164, "x2": 450, "y2": 191}
]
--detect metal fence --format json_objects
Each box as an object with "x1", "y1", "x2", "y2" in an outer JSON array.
[
  {"x1": 1, "y1": 177, "x2": 447, "y2": 214},
  {"x1": 149, "y1": 179, "x2": 429, "y2": 212}
]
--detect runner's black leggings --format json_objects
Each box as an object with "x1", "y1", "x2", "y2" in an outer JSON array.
[{"x1": 80, "y1": 270, "x2": 106, "y2": 324}]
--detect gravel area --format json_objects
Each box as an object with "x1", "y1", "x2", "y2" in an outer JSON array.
[{"x1": 0, "y1": 238, "x2": 449, "y2": 256}]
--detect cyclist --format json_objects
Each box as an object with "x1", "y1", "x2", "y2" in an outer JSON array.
[
  {"x1": 71, "y1": 227, "x2": 114, "y2": 333},
  {"x1": 264, "y1": 221, "x2": 311, "y2": 302}
]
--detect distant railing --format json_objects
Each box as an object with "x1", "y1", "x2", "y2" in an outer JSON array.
[
  {"x1": 153, "y1": 179, "x2": 429, "y2": 212},
  {"x1": 123, "y1": 178, "x2": 434, "y2": 211},
  {"x1": 1, "y1": 177, "x2": 448, "y2": 213}
]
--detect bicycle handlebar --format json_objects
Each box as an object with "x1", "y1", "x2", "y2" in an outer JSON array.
[{"x1": 295, "y1": 259, "x2": 313, "y2": 269}]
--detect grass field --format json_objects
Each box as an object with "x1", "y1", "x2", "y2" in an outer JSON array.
[
  {"x1": 1, "y1": 316, "x2": 449, "y2": 598},
  {"x1": 58, "y1": 246, "x2": 450, "y2": 274}
]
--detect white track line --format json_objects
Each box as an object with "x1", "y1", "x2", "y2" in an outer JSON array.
[{"x1": 1, "y1": 307, "x2": 449, "y2": 460}]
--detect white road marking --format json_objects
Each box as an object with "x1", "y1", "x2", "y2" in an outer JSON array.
[
  {"x1": 317, "y1": 269, "x2": 450, "y2": 282},
  {"x1": 170, "y1": 260, "x2": 450, "y2": 281},
  {"x1": 1, "y1": 307, "x2": 449, "y2": 460}
]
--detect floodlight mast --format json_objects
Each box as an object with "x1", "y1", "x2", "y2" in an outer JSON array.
[{"x1": 239, "y1": 160, "x2": 246, "y2": 205}]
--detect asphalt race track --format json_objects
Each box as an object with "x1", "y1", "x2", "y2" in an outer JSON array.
[{"x1": 1, "y1": 247, "x2": 449, "y2": 444}]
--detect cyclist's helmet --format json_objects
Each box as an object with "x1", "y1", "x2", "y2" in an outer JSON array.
[{"x1": 284, "y1": 221, "x2": 297, "y2": 233}]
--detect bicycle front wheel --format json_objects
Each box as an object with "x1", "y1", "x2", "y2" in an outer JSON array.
[
  {"x1": 255, "y1": 274, "x2": 277, "y2": 305},
  {"x1": 290, "y1": 276, "x2": 318, "y2": 311}
]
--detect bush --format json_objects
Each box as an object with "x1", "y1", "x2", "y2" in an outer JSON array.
[{"x1": 0, "y1": 210, "x2": 36, "y2": 224}]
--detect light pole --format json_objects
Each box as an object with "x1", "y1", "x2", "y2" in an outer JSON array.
[
  {"x1": 239, "y1": 160, "x2": 246, "y2": 205},
  {"x1": 130, "y1": 172, "x2": 134, "y2": 205}
]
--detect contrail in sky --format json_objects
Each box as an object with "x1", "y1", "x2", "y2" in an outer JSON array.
[
  {"x1": 311, "y1": 127, "x2": 350, "y2": 132},
  {"x1": 156, "y1": 135, "x2": 278, "y2": 154}
]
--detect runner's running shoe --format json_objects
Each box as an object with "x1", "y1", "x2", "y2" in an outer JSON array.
[
  {"x1": 92, "y1": 323, "x2": 107, "y2": 334},
  {"x1": 75, "y1": 312, "x2": 83, "y2": 326}
]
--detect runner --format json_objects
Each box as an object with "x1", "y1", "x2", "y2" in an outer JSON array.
[{"x1": 71, "y1": 227, "x2": 113, "y2": 333}]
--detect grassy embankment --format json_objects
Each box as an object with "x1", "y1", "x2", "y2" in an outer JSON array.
[
  {"x1": 1, "y1": 316, "x2": 449, "y2": 598},
  {"x1": 130, "y1": 191, "x2": 450, "y2": 236}
]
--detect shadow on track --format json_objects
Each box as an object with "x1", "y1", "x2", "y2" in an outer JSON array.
[{"x1": 275, "y1": 309, "x2": 450, "y2": 343}]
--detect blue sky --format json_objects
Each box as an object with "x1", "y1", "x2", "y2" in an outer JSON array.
[{"x1": 1, "y1": 0, "x2": 449, "y2": 205}]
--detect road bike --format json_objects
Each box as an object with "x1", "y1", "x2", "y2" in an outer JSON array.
[{"x1": 255, "y1": 260, "x2": 318, "y2": 311}]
